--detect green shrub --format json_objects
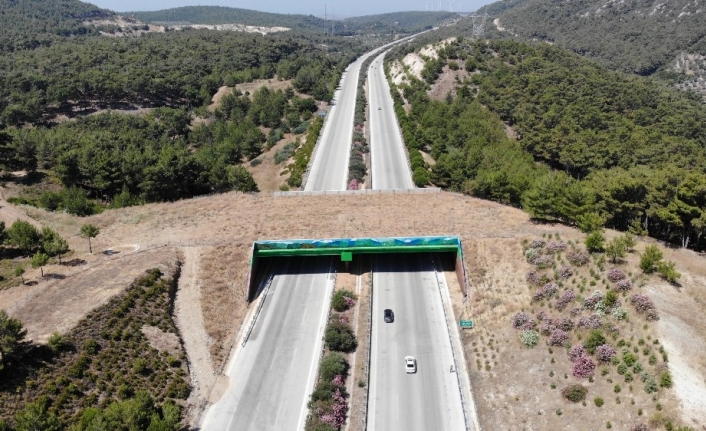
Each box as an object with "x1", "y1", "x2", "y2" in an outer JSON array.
[
  {"x1": 585, "y1": 231, "x2": 605, "y2": 253},
  {"x1": 660, "y1": 371, "x2": 673, "y2": 388},
  {"x1": 413, "y1": 167, "x2": 430, "y2": 187},
  {"x1": 319, "y1": 353, "x2": 349, "y2": 382},
  {"x1": 331, "y1": 290, "x2": 356, "y2": 312},
  {"x1": 594, "y1": 397, "x2": 604, "y2": 407},
  {"x1": 640, "y1": 245, "x2": 664, "y2": 273},
  {"x1": 623, "y1": 352, "x2": 637, "y2": 367},
  {"x1": 325, "y1": 318, "x2": 357, "y2": 352},
  {"x1": 583, "y1": 330, "x2": 606, "y2": 354},
  {"x1": 561, "y1": 384, "x2": 587, "y2": 402},
  {"x1": 47, "y1": 332, "x2": 64, "y2": 353}
]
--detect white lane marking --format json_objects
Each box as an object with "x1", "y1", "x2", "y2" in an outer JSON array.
[
  {"x1": 296, "y1": 260, "x2": 336, "y2": 431},
  {"x1": 268, "y1": 346, "x2": 280, "y2": 372},
  {"x1": 368, "y1": 267, "x2": 379, "y2": 431},
  {"x1": 289, "y1": 348, "x2": 298, "y2": 373},
  {"x1": 273, "y1": 403, "x2": 284, "y2": 429}
]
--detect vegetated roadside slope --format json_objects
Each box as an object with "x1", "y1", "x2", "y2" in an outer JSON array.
[
  {"x1": 0, "y1": 0, "x2": 113, "y2": 53},
  {"x1": 483, "y1": 0, "x2": 706, "y2": 77},
  {"x1": 385, "y1": 37, "x2": 706, "y2": 251}
]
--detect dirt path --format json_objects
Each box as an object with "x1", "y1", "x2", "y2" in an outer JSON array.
[{"x1": 174, "y1": 247, "x2": 217, "y2": 427}]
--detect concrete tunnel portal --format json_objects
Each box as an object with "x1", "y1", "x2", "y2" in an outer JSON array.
[{"x1": 246, "y1": 236, "x2": 469, "y2": 302}]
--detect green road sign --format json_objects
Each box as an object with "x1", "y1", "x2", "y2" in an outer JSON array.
[{"x1": 459, "y1": 320, "x2": 474, "y2": 328}]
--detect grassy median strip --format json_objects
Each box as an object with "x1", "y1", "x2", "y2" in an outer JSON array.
[{"x1": 305, "y1": 289, "x2": 359, "y2": 430}]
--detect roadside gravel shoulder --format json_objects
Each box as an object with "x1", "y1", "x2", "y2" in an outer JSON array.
[{"x1": 175, "y1": 247, "x2": 216, "y2": 428}]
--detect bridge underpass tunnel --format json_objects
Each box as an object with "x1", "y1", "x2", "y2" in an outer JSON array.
[{"x1": 247, "y1": 237, "x2": 468, "y2": 302}]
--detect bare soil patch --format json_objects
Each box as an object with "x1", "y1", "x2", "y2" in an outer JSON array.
[
  {"x1": 246, "y1": 134, "x2": 300, "y2": 192},
  {"x1": 142, "y1": 324, "x2": 182, "y2": 356},
  {"x1": 0, "y1": 247, "x2": 178, "y2": 343},
  {"x1": 429, "y1": 65, "x2": 471, "y2": 101}
]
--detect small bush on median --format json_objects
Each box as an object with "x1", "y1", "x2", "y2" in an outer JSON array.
[{"x1": 325, "y1": 317, "x2": 357, "y2": 352}]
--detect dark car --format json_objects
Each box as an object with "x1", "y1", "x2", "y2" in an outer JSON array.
[{"x1": 384, "y1": 309, "x2": 394, "y2": 323}]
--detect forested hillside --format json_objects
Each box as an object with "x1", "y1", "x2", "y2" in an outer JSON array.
[
  {"x1": 0, "y1": 0, "x2": 372, "y2": 212},
  {"x1": 0, "y1": 30, "x2": 354, "y2": 125},
  {"x1": 130, "y1": 6, "x2": 324, "y2": 30},
  {"x1": 0, "y1": 0, "x2": 113, "y2": 53},
  {"x1": 484, "y1": 0, "x2": 706, "y2": 77},
  {"x1": 132, "y1": 7, "x2": 457, "y2": 35},
  {"x1": 388, "y1": 38, "x2": 706, "y2": 250}
]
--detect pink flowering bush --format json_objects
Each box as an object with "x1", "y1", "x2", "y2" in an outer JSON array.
[
  {"x1": 536, "y1": 310, "x2": 549, "y2": 321},
  {"x1": 546, "y1": 241, "x2": 567, "y2": 253},
  {"x1": 347, "y1": 178, "x2": 359, "y2": 190},
  {"x1": 555, "y1": 290, "x2": 576, "y2": 310},
  {"x1": 566, "y1": 249, "x2": 590, "y2": 266},
  {"x1": 572, "y1": 354, "x2": 596, "y2": 378},
  {"x1": 542, "y1": 282, "x2": 559, "y2": 297},
  {"x1": 577, "y1": 314, "x2": 602, "y2": 329},
  {"x1": 526, "y1": 270, "x2": 549, "y2": 286},
  {"x1": 532, "y1": 289, "x2": 545, "y2": 301},
  {"x1": 549, "y1": 328, "x2": 570, "y2": 346},
  {"x1": 512, "y1": 312, "x2": 535, "y2": 329},
  {"x1": 568, "y1": 344, "x2": 586, "y2": 362},
  {"x1": 615, "y1": 278, "x2": 633, "y2": 291},
  {"x1": 557, "y1": 317, "x2": 575, "y2": 331},
  {"x1": 540, "y1": 321, "x2": 556, "y2": 336},
  {"x1": 607, "y1": 268, "x2": 627, "y2": 282},
  {"x1": 534, "y1": 254, "x2": 554, "y2": 269},
  {"x1": 630, "y1": 424, "x2": 648, "y2": 431},
  {"x1": 318, "y1": 387, "x2": 348, "y2": 427},
  {"x1": 583, "y1": 291, "x2": 604, "y2": 309},
  {"x1": 645, "y1": 308, "x2": 660, "y2": 321},
  {"x1": 595, "y1": 344, "x2": 617, "y2": 362},
  {"x1": 558, "y1": 266, "x2": 574, "y2": 279},
  {"x1": 631, "y1": 294, "x2": 656, "y2": 313},
  {"x1": 569, "y1": 307, "x2": 581, "y2": 317},
  {"x1": 529, "y1": 238, "x2": 546, "y2": 249}
]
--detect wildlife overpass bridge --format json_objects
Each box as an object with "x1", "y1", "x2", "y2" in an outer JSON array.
[{"x1": 247, "y1": 236, "x2": 468, "y2": 301}]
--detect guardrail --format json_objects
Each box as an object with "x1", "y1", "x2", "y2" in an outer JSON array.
[{"x1": 241, "y1": 270, "x2": 275, "y2": 347}]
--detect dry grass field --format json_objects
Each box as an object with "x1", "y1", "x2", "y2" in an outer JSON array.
[{"x1": 1, "y1": 189, "x2": 704, "y2": 429}]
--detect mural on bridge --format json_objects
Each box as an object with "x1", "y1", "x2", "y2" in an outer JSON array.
[{"x1": 255, "y1": 236, "x2": 461, "y2": 251}]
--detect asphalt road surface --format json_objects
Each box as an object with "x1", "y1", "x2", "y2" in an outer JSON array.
[
  {"x1": 368, "y1": 50, "x2": 415, "y2": 190},
  {"x1": 201, "y1": 257, "x2": 334, "y2": 431},
  {"x1": 368, "y1": 254, "x2": 466, "y2": 431},
  {"x1": 305, "y1": 35, "x2": 423, "y2": 192},
  {"x1": 305, "y1": 49, "x2": 381, "y2": 191}
]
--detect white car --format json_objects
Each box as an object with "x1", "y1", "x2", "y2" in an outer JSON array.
[{"x1": 405, "y1": 356, "x2": 417, "y2": 374}]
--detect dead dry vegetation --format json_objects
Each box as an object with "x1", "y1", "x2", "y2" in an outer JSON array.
[{"x1": 1, "y1": 190, "x2": 704, "y2": 428}]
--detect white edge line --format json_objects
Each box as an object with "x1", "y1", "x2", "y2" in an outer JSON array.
[
  {"x1": 297, "y1": 259, "x2": 336, "y2": 430},
  {"x1": 367, "y1": 265, "x2": 379, "y2": 431}
]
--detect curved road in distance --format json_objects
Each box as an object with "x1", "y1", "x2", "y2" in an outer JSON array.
[
  {"x1": 201, "y1": 257, "x2": 334, "y2": 431},
  {"x1": 368, "y1": 50, "x2": 415, "y2": 190}
]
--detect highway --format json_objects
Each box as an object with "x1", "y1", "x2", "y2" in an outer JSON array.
[
  {"x1": 368, "y1": 51, "x2": 415, "y2": 190},
  {"x1": 365, "y1": 46, "x2": 469, "y2": 430},
  {"x1": 367, "y1": 254, "x2": 466, "y2": 431},
  {"x1": 305, "y1": 34, "x2": 424, "y2": 192},
  {"x1": 201, "y1": 257, "x2": 334, "y2": 431}
]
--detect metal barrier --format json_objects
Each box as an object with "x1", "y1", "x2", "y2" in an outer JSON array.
[{"x1": 431, "y1": 255, "x2": 471, "y2": 431}]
